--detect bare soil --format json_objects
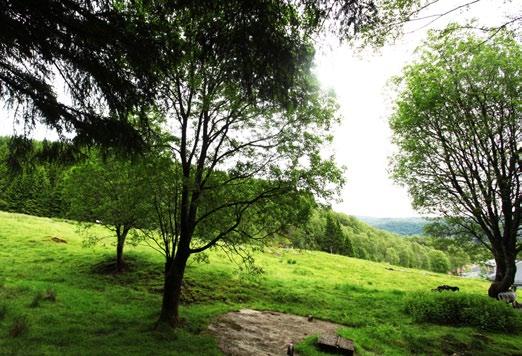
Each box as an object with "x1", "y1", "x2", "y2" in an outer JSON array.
[{"x1": 208, "y1": 309, "x2": 346, "y2": 355}]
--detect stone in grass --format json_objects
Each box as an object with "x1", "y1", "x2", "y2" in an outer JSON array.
[
  {"x1": 316, "y1": 334, "x2": 355, "y2": 355},
  {"x1": 50, "y1": 236, "x2": 67, "y2": 243}
]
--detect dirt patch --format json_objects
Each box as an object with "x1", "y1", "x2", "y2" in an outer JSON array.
[
  {"x1": 90, "y1": 260, "x2": 129, "y2": 275},
  {"x1": 208, "y1": 309, "x2": 346, "y2": 355},
  {"x1": 49, "y1": 236, "x2": 67, "y2": 243}
]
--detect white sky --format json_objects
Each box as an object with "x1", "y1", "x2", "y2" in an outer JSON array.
[
  {"x1": 0, "y1": 0, "x2": 518, "y2": 218},
  {"x1": 314, "y1": 0, "x2": 518, "y2": 217}
]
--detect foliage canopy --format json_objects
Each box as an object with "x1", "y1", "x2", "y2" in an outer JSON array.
[{"x1": 390, "y1": 27, "x2": 521, "y2": 296}]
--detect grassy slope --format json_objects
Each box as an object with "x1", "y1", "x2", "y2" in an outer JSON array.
[{"x1": 0, "y1": 211, "x2": 520, "y2": 355}]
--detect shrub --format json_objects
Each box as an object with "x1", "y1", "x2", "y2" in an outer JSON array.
[
  {"x1": 9, "y1": 316, "x2": 29, "y2": 337},
  {"x1": 405, "y1": 292, "x2": 522, "y2": 332}
]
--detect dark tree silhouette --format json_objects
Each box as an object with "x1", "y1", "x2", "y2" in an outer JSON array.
[{"x1": 0, "y1": 0, "x2": 182, "y2": 150}]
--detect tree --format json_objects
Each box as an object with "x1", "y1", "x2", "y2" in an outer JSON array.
[
  {"x1": 446, "y1": 246, "x2": 470, "y2": 274},
  {"x1": 0, "y1": 137, "x2": 70, "y2": 217},
  {"x1": 418, "y1": 249, "x2": 431, "y2": 270},
  {"x1": 62, "y1": 153, "x2": 154, "y2": 272},
  {"x1": 346, "y1": 0, "x2": 521, "y2": 47},
  {"x1": 0, "y1": 0, "x2": 182, "y2": 151},
  {"x1": 323, "y1": 213, "x2": 345, "y2": 254},
  {"x1": 342, "y1": 233, "x2": 355, "y2": 257},
  {"x1": 429, "y1": 250, "x2": 450, "y2": 273},
  {"x1": 0, "y1": 0, "x2": 412, "y2": 152},
  {"x1": 142, "y1": 4, "x2": 344, "y2": 328},
  {"x1": 390, "y1": 28, "x2": 521, "y2": 297},
  {"x1": 423, "y1": 217, "x2": 491, "y2": 263},
  {"x1": 355, "y1": 245, "x2": 370, "y2": 260},
  {"x1": 398, "y1": 245, "x2": 414, "y2": 268},
  {"x1": 5, "y1": 0, "x2": 515, "y2": 153},
  {"x1": 385, "y1": 247, "x2": 400, "y2": 265}
]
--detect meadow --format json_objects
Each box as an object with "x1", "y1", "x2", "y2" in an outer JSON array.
[{"x1": 0, "y1": 211, "x2": 521, "y2": 355}]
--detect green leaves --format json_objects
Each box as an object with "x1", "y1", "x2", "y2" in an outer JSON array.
[
  {"x1": 390, "y1": 27, "x2": 521, "y2": 217},
  {"x1": 390, "y1": 27, "x2": 521, "y2": 288},
  {"x1": 62, "y1": 152, "x2": 155, "y2": 232},
  {"x1": 405, "y1": 292, "x2": 522, "y2": 331}
]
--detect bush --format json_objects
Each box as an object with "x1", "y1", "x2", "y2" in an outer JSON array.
[{"x1": 405, "y1": 292, "x2": 522, "y2": 332}]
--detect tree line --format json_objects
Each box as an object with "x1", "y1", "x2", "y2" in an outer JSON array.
[
  {"x1": 0, "y1": 136, "x2": 465, "y2": 276},
  {"x1": 286, "y1": 209, "x2": 468, "y2": 274}
]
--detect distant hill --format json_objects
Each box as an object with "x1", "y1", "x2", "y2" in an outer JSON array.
[{"x1": 356, "y1": 216, "x2": 428, "y2": 236}]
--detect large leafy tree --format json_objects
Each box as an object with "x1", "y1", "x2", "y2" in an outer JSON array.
[
  {"x1": 390, "y1": 28, "x2": 521, "y2": 297},
  {"x1": 0, "y1": 0, "x2": 296, "y2": 149},
  {"x1": 142, "y1": 3, "x2": 344, "y2": 328}
]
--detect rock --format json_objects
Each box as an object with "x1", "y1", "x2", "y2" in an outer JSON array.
[
  {"x1": 317, "y1": 334, "x2": 355, "y2": 355},
  {"x1": 208, "y1": 309, "x2": 346, "y2": 355}
]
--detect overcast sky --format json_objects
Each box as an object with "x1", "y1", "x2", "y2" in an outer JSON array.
[
  {"x1": 314, "y1": 0, "x2": 519, "y2": 217},
  {"x1": 0, "y1": 0, "x2": 519, "y2": 218}
]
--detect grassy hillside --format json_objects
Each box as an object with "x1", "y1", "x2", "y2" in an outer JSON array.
[{"x1": 0, "y1": 211, "x2": 520, "y2": 355}]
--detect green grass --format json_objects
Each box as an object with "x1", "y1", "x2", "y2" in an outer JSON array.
[{"x1": 0, "y1": 211, "x2": 520, "y2": 355}]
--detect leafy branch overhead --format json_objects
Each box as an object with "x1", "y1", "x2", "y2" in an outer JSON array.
[{"x1": 4, "y1": 0, "x2": 514, "y2": 151}]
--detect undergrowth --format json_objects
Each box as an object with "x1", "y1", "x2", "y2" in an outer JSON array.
[{"x1": 405, "y1": 292, "x2": 522, "y2": 332}]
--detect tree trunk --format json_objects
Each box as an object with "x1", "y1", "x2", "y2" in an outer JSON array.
[
  {"x1": 115, "y1": 227, "x2": 129, "y2": 273},
  {"x1": 116, "y1": 237, "x2": 125, "y2": 272},
  {"x1": 157, "y1": 252, "x2": 189, "y2": 328},
  {"x1": 488, "y1": 250, "x2": 516, "y2": 298}
]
